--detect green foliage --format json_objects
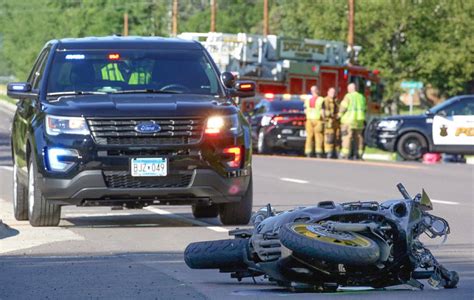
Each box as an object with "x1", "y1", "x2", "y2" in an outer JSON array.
[{"x1": 0, "y1": 0, "x2": 472, "y2": 97}]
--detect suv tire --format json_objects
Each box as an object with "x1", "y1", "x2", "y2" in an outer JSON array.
[
  {"x1": 219, "y1": 176, "x2": 253, "y2": 225},
  {"x1": 28, "y1": 157, "x2": 61, "y2": 227},
  {"x1": 13, "y1": 163, "x2": 28, "y2": 221},
  {"x1": 192, "y1": 204, "x2": 219, "y2": 218},
  {"x1": 397, "y1": 132, "x2": 427, "y2": 161}
]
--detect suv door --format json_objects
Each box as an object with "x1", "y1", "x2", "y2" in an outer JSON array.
[
  {"x1": 432, "y1": 97, "x2": 474, "y2": 153},
  {"x1": 13, "y1": 48, "x2": 50, "y2": 170}
]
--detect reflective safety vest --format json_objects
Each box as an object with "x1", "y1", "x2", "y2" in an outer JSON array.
[
  {"x1": 101, "y1": 63, "x2": 125, "y2": 81},
  {"x1": 340, "y1": 92, "x2": 366, "y2": 129},
  {"x1": 304, "y1": 96, "x2": 324, "y2": 120},
  {"x1": 128, "y1": 71, "x2": 151, "y2": 85}
]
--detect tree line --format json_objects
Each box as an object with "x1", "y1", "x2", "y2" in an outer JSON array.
[{"x1": 0, "y1": 0, "x2": 472, "y2": 98}]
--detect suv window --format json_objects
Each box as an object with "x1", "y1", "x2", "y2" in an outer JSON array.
[
  {"x1": 442, "y1": 98, "x2": 474, "y2": 116},
  {"x1": 32, "y1": 49, "x2": 50, "y2": 90},
  {"x1": 46, "y1": 49, "x2": 221, "y2": 96},
  {"x1": 27, "y1": 49, "x2": 49, "y2": 87}
]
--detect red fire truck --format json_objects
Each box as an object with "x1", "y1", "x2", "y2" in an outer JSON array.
[{"x1": 179, "y1": 32, "x2": 384, "y2": 114}]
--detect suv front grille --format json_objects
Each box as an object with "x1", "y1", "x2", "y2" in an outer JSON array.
[
  {"x1": 103, "y1": 171, "x2": 193, "y2": 189},
  {"x1": 87, "y1": 118, "x2": 204, "y2": 146}
]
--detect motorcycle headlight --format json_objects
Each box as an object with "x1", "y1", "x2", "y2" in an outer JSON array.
[
  {"x1": 205, "y1": 114, "x2": 241, "y2": 135},
  {"x1": 377, "y1": 120, "x2": 400, "y2": 130},
  {"x1": 45, "y1": 115, "x2": 90, "y2": 136}
]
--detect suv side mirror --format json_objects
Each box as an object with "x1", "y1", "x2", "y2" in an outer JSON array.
[
  {"x1": 7, "y1": 82, "x2": 33, "y2": 99},
  {"x1": 231, "y1": 81, "x2": 256, "y2": 98},
  {"x1": 221, "y1": 72, "x2": 235, "y2": 88}
]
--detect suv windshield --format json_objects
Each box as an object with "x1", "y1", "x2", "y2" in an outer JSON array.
[{"x1": 47, "y1": 49, "x2": 222, "y2": 96}]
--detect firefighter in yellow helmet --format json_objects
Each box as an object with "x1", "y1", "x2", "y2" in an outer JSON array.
[
  {"x1": 321, "y1": 87, "x2": 339, "y2": 159},
  {"x1": 338, "y1": 83, "x2": 366, "y2": 159},
  {"x1": 304, "y1": 85, "x2": 324, "y2": 157}
]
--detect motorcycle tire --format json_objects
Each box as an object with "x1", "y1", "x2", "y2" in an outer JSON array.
[
  {"x1": 184, "y1": 238, "x2": 249, "y2": 269},
  {"x1": 279, "y1": 223, "x2": 380, "y2": 265}
]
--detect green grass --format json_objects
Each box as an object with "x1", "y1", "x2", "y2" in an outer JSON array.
[
  {"x1": 398, "y1": 106, "x2": 426, "y2": 116},
  {"x1": 364, "y1": 147, "x2": 391, "y2": 155}
]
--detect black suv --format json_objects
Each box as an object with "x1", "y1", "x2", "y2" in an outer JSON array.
[{"x1": 7, "y1": 36, "x2": 255, "y2": 227}]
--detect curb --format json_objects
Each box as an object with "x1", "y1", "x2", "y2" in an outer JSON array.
[
  {"x1": 362, "y1": 153, "x2": 393, "y2": 161},
  {"x1": 0, "y1": 98, "x2": 16, "y2": 114}
]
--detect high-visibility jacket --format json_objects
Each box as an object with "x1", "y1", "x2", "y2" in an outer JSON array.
[
  {"x1": 339, "y1": 92, "x2": 366, "y2": 129},
  {"x1": 101, "y1": 63, "x2": 125, "y2": 82},
  {"x1": 304, "y1": 96, "x2": 324, "y2": 120}
]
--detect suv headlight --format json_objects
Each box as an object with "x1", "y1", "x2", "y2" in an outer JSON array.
[
  {"x1": 205, "y1": 114, "x2": 241, "y2": 135},
  {"x1": 377, "y1": 120, "x2": 400, "y2": 130},
  {"x1": 45, "y1": 115, "x2": 90, "y2": 136}
]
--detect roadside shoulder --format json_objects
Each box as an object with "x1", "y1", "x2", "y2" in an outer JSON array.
[{"x1": 0, "y1": 98, "x2": 16, "y2": 114}]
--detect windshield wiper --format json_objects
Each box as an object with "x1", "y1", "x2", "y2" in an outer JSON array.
[
  {"x1": 111, "y1": 89, "x2": 181, "y2": 94},
  {"x1": 47, "y1": 91, "x2": 107, "y2": 96}
]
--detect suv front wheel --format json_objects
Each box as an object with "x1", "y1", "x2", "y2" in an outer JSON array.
[
  {"x1": 28, "y1": 157, "x2": 61, "y2": 227},
  {"x1": 13, "y1": 163, "x2": 28, "y2": 220},
  {"x1": 219, "y1": 176, "x2": 253, "y2": 225}
]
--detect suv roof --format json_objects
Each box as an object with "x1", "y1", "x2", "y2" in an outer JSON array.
[{"x1": 50, "y1": 36, "x2": 202, "y2": 50}]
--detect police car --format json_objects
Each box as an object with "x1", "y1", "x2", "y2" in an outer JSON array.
[{"x1": 366, "y1": 95, "x2": 474, "y2": 160}]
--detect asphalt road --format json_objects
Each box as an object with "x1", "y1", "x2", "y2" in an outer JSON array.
[{"x1": 0, "y1": 103, "x2": 473, "y2": 299}]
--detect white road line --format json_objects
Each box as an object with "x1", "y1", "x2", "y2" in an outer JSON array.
[
  {"x1": 144, "y1": 206, "x2": 229, "y2": 233},
  {"x1": 431, "y1": 199, "x2": 460, "y2": 205},
  {"x1": 280, "y1": 177, "x2": 309, "y2": 184},
  {"x1": 0, "y1": 166, "x2": 13, "y2": 171}
]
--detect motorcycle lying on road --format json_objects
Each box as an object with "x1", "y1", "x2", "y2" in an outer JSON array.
[{"x1": 184, "y1": 183, "x2": 459, "y2": 292}]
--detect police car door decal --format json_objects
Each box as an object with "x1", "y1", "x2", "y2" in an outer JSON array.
[{"x1": 433, "y1": 115, "x2": 474, "y2": 145}]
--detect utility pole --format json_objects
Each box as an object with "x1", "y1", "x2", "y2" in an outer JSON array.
[
  {"x1": 263, "y1": 0, "x2": 269, "y2": 36},
  {"x1": 172, "y1": 0, "x2": 178, "y2": 36},
  {"x1": 210, "y1": 0, "x2": 216, "y2": 32},
  {"x1": 347, "y1": 0, "x2": 355, "y2": 63},
  {"x1": 123, "y1": 13, "x2": 129, "y2": 36}
]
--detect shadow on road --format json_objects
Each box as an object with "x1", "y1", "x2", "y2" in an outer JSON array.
[{"x1": 61, "y1": 212, "x2": 229, "y2": 228}]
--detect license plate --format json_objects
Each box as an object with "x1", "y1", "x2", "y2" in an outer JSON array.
[
  {"x1": 299, "y1": 130, "x2": 307, "y2": 137},
  {"x1": 131, "y1": 158, "x2": 167, "y2": 177}
]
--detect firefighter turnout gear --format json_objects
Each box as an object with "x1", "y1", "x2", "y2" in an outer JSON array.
[
  {"x1": 339, "y1": 91, "x2": 367, "y2": 158},
  {"x1": 321, "y1": 96, "x2": 339, "y2": 158},
  {"x1": 304, "y1": 96, "x2": 324, "y2": 156}
]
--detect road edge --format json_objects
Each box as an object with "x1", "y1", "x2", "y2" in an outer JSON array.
[{"x1": 0, "y1": 98, "x2": 16, "y2": 114}]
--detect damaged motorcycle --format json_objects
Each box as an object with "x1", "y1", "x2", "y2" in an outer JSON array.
[{"x1": 184, "y1": 183, "x2": 459, "y2": 292}]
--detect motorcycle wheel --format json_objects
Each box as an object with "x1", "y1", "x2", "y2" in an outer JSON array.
[
  {"x1": 279, "y1": 223, "x2": 380, "y2": 265},
  {"x1": 184, "y1": 238, "x2": 249, "y2": 269}
]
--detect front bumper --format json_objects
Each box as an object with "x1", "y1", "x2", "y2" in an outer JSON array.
[
  {"x1": 39, "y1": 168, "x2": 250, "y2": 206},
  {"x1": 364, "y1": 120, "x2": 398, "y2": 152}
]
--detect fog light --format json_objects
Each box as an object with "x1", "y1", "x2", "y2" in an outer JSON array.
[{"x1": 46, "y1": 148, "x2": 79, "y2": 172}]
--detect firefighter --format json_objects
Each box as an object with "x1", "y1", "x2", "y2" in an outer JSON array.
[
  {"x1": 304, "y1": 85, "x2": 324, "y2": 157},
  {"x1": 338, "y1": 83, "x2": 366, "y2": 159},
  {"x1": 321, "y1": 87, "x2": 339, "y2": 159}
]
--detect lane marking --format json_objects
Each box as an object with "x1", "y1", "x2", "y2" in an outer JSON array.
[
  {"x1": 255, "y1": 154, "x2": 423, "y2": 170},
  {"x1": 280, "y1": 177, "x2": 308, "y2": 184},
  {"x1": 144, "y1": 206, "x2": 230, "y2": 233},
  {"x1": 0, "y1": 166, "x2": 13, "y2": 171},
  {"x1": 431, "y1": 199, "x2": 460, "y2": 205}
]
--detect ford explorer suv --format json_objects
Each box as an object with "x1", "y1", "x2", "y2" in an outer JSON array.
[
  {"x1": 7, "y1": 36, "x2": 256, "y2": 227},
  {"x1": 365, "y1": 95, "x2": 474, "y2": 160}
]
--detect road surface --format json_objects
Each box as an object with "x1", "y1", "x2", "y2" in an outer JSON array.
[{"x1": 0, "y1": 103, "x2": 473, "y2": 299}]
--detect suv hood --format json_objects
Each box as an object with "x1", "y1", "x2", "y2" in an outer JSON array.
[
  {"x1": 381, "y1": 114, "x2": 428, "y2": 121},
  {"x1": 43, "y1": 94, "x2": 237, "y2": 117}
]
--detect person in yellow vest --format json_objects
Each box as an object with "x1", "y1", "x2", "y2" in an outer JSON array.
[
  {"x1": 321, "y1": 87, "x2": 339, "y2": 159},
  {"x1": 338, "y1": 83, "x2": 367, "y2": 159},
  {"x1": 304, "y1": 85, "x2": 324, "y2": 157},
  {"x1": 101, "y1": 63, "x2": 151, "y2": 85}
]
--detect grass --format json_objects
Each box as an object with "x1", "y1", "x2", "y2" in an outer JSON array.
[
  {"x1": 0, "y1": 94, "x2": 16, "y2": 105},
  {"x1": 364, "y1": 147, "x2": 391, "y2": 155}
]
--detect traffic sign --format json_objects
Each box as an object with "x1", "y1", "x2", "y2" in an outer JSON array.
[{"x1": 400, "y1": 81, "x2": 423, "y2": 89}]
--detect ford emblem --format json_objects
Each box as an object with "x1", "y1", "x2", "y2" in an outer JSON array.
[{"x1": 135, "y1": 122, "x2": 161, "y2": 134}]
